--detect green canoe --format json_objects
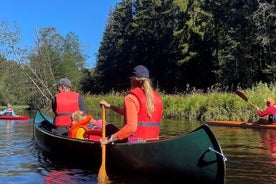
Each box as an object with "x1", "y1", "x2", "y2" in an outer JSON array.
[{"x1": 33, "y1": 110, "x2": 226, "y2": 183}]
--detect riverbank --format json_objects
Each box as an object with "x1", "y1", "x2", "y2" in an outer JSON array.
[{"x1": 84, "y1": 82, "x2": 276, "y2": 122}]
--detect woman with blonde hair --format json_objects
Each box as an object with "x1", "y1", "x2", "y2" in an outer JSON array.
[{"x1": 100, "y1": 65, "x2": 163, "y2": 144}]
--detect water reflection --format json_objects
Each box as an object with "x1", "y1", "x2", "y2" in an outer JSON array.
[
  {"x1": 259, "y1": 130, "x2": 276, "y2": 158},
  {"x1": 258, "y1": 129, "x2": 276, "y2": 184},
  {"x1": 44, "y1": 169, "x2": 96, "y2": 184},
  {"x1": 211, "y1": 126, "x2": 276, "y2": 184},
  {"x1": 4, "y1": 120, "x2": 13, "y2": 143},
  {"x1": 2, "y1": 111, "x2": 276, "y2": 183}
]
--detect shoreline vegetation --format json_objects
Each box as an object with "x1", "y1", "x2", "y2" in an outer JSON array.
[
  {"x1": 85, "y1": 82, "x2": 276, "y2": 122},
  {"x1": 8, "y1": 82, "x2": 276, "y2": 122}
]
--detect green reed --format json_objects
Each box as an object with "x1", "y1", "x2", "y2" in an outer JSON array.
[{"x1": 84, "y1": 82, "x2": 276, "y2": 122}]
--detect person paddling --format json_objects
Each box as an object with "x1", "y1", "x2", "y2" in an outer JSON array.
[
  {"x1": 100, "y1": 65, "x2": 163, "y2": 144},
  {"x1": 256, "y1": 98, "x2": 276, "y2": 124},
  {"x1": 0, "y1": 103, "x2": 16, "y2": 116}
]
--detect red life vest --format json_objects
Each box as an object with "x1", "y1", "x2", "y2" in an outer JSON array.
[
  {"x1": 54, "y1": 91, "x2": 80, "y2": 126},
  {"x1": 85, "y1": 129, "x2": 102, "y2": 141},
  {"x1": 129, "y1": 87, "x2": 163, "y2": 141},
  {"x1": 68, "y1": 115, "x2": 93, "y2": 139}
]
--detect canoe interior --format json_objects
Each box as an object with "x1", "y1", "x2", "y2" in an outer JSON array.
[{"x1": 33, "y1": 110, "x2": 226, "y2": 183}]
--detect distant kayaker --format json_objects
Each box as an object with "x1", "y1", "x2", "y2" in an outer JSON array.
[
  {"x1": 99, "y1": 65, "x2": 163, "y2": 144},
  {"x1": 0, "y1": 103, "x2": 16, "y2": 116},
  {"x1": 256, "y1": 98, "x2": 276, "y2": 123},
  {"x1": 52, "y1": 77, "x2": 88, "y2": 136}
]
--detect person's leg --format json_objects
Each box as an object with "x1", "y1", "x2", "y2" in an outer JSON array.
[{"x1": 51, "y1": 126, "x2": 69, "y2": 136}]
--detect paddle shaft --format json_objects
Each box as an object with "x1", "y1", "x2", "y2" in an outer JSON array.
[
  {"x1": 247, "y1": 101, "x2": 259, "y2": 109},
  {"x1": 98, "y1": 106, "x2": 109, "y2": 183},
  {"x1": 235, "y1": 90, "x2": 259, "y2": 109}
]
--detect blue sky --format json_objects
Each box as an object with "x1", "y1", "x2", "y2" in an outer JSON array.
[{"x1": 1, "y1": 0, "x2": 120, "y2": 68}]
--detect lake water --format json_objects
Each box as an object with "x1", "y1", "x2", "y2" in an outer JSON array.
[{"x1": 1, "y1": 110, "x2": 276, "y2": 183}]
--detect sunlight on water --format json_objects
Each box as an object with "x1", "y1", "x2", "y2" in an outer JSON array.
[{"x1": 211, "y1": 126, "x2": 276, "y2": 184}]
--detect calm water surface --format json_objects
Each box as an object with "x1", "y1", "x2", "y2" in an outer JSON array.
[{"x1": 1, "y1": 110, "x2": 276, "y2": 183}]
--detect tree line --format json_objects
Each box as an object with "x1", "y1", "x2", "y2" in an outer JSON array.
[
  {"x1": 94, "y1": 0, "x2": 275, "y2": 93},
  {"x1": 0, "y1": 0, "x2": 275, "y2": 109}
]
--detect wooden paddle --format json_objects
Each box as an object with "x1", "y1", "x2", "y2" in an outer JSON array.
[
  {"x1": 98, "y1": 106, "x2": 109, "y2": 183},
  {"x1": 235, "y1": 90, "x2": 259, "y2": 109}
]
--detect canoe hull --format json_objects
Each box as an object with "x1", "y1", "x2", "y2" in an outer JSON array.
[
  {"x1": 206, "y1": 120, "x2": 276, "y2": 129},
  {"x1": 0, "y1": 115, "x2": 29, "y2": 120},
  {"x1": 33, "y1": 110, "x2": 226, "y2": 183}
]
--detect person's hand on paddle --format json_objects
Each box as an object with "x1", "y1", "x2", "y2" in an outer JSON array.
[
  {"x1": 99, "y1": 100, "x2": 120, "y2": 113},
  {"x1": 99, "y1": 100, "x2": 110, "y2": 109},
  {"x1": 100, "y1": 134, "x2": 115, "y2": 145},
  {"x1": 100, "y1": 137, "x2": 109, "y2": 145}
]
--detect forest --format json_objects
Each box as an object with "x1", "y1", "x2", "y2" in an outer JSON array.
[{"x1": 0, "y1": 0, "x2": 275, "y2": 110}]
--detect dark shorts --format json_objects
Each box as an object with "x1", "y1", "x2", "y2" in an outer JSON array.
[{"x1": 51, "y1": 126, "x2": 69, "y2": 136}]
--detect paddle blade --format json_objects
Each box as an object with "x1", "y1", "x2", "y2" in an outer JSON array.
[
  {"x1": 98, "y1": 170, "x2": 109, "y2": 183},
  {"x1": 235, "y1": 90, "x2": 248, "y2": 101},
  {"x1": 98, "y1": 149, "x2": 109, "y2": 183}
]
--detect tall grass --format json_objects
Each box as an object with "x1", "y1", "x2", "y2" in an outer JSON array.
[
  {"x1": 84, "y1": 82, "x2": 276, "y2": 122},
  {"x1": 84, "y1": 91, "x2": 124, "y2": 118}
]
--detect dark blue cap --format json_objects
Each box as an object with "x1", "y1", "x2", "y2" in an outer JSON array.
[{"x1": 131, "y1": 65, "x2": 149, "y2": 78}]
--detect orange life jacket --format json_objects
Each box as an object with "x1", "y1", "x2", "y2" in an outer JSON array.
[
  {"x1": 128, "y1": 87, "x2": 163, "y2": 141},
  {"x1": 54, "y1": 91, "x2": 80, "y2": 126},
  {"x1": 68, "y1": 115, "x2": 93, "y2": 139}
]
